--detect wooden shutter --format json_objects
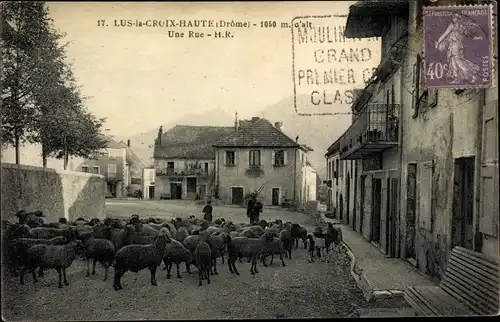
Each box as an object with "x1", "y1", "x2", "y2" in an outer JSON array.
[
  {"x1": 479, "y1": 101, "x2": 499, "y2": 236},
  {"x1": 418, "y1": 161, "x2": 433, "y2": 231},
  {"x1": 234, "y1": 151, "x2": 239, "y2": 166},
  {"x1": 284, "y1": 150, "x2": 288, "y2": 166},
  {"x1": 271, "y1": 150, "x2": 276, "y2": 166},
  {"x1": 223, "y1": 151, "x2": 227, "y2": 166}
]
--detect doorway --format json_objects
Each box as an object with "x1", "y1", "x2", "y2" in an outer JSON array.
[
  {"x1": 360, "y1": 175, "x2": 366, "y2": 235},
  {"x1": 170, "y1": 183, "x2": 182, "y2": 199},
  {"x1": 198, "y1": 185, "x2": 206, "y2": 199},
  {"x1": 272, "y1": 188, "x2": 280, "y2": 206},
  {"x1": 452, "y1": 157, "x2": 475, "y2": 250},
  {"x1": 346, "y1": 173, "x2": 351, "y2": 226},
  {"x1": 148, "y1": 185, "x2": 155, "y2": 199},
  {"x1": 231, "y1": 187, "x2": 244, "y2": 205},
  {"x1": 371, "y1": 178, "x2": 382, "y2": 243},
  {"x1": 339, "y1": 194, "x2": 344, "y2": 221},
  {"x1": 386, "y1": 178, "x2": 399, "y2": 257},
  {"x1": 353, "y1": 164, "x2": 358, "y2": 231},
  {"x1": 406, "y1": 164, "x2": 417, "y2": 261},
  {"x1": 204, "y1": 162, "x2": 209, "y2": 176}
]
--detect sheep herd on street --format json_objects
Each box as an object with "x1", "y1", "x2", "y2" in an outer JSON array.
[{"x1": 2, "y1": 210, "x2": 343, "y2": 291}]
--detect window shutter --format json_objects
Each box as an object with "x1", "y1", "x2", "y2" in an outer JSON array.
[
  {"x1": 418, "y1": 161, "x2": 433, "y2": 231},
  {"x1": 271, "y1": 151, "x2": 276, "y2": 165},
  {"x1": 284, "y1": 150, "x2": 288, "y2": 165},
  {"x1": 223, "y1": 151, "x2": 227, "y2": 166},
  {"x1": 235, "y1": 151, "x2": 239, "y2": 166},
  {"x1": 479, "y1": 101, "x2": 499, "y2": 237}
]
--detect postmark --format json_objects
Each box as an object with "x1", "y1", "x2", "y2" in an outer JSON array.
[
  {"x1": 291, "y1": 15, "x2": 381, "y2": 116},
  {"x1": 423, "y1": 5, "x2": 494, "y2": 89}
]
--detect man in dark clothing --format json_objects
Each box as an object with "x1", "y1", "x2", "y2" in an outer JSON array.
[
  {"x1": 137, "y1": 189, "x2": 143, "y2": 200},
  {"x1": 254, "y1": 198, "x2": 263, "y2": 223},
  {"x1": 247, "y1": 194, "x2": 257, "y2": 224},
  {"x1": 202, "y1": 200, "x2": 213, "y2": 222}
]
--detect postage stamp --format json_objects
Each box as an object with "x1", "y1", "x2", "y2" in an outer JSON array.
[
  {"x1": 423, "y1": 5, "x2": 494, "y2": 89},
  {"x1": 291, "y1": 15, "x2": 381, "y2": 116}
]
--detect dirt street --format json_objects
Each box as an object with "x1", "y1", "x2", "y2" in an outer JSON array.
[{"x1": 1, "y1": 200, "x2": 411, "y2": 320}]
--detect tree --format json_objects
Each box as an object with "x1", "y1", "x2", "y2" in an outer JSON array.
[
  {"x1": 1, "y1": 1, "x2": 51, "y2": 163},
  {"x1": 1, "y1": 1, "x2": 107, "y2": 167}
]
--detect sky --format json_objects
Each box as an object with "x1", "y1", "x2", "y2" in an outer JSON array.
[{"x1": 46, "y1": 1, "x2": 360, "y2": 137}]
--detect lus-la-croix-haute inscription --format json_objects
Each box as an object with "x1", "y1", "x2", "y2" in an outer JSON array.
[{"x1": 96, "y1": 18, "x2": 313, "y2": 39}]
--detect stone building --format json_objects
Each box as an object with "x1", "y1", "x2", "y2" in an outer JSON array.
[
  {"x1": 153, "y1": 125, "x2": 234, "y2": 200},
  {"x1": 213, "y1": 117, "x2": 316, "y2": 208},
  {"x1": 325, "y1": 0, "x2": 498, "y2": 278}
]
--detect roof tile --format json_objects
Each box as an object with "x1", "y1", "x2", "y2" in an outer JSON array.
[
  {"x1": 214, "y1": 118, "x2": 300, "y2": 148},
  {"x1": 154, "y1": 125, "x2": 235, "y2": 159}
]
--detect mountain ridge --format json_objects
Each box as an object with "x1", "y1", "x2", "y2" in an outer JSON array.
[{"x1": 116, "y1": 95, "x2": 353, "y2": 178}]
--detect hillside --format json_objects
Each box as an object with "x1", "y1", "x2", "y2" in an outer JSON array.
[{"x1": 119, "y1": 95, "x2": 353, "y2": 179}]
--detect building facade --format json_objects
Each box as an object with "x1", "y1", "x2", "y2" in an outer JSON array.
[
  {"x1": 325, "y1": 139, "x2": 355, "y2": 228},
  {"x1": 213, "y1": 117, "x2": 316, "y2": 208},
  {"x1": 326, "y1": 0, "x2": 499, "y2": 279},
  {"x1": 153, "y1": 125, "x2": 235, "y2": 200},
  {"x1": 142, "y1": 167, "x2": 156, "y2": 199},
  {"x1": 78, "y1": 137, "x2": 146, "y2": 198}
]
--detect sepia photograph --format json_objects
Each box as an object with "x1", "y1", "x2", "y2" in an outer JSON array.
[{"x1": 1, "y1": 0, "x2": 498, "y2": 320}]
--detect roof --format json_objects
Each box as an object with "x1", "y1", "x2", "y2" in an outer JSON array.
[
  {"x1": 154, "y1": 125, "x2": 235, "y2": 159},
  {"x1": 100, "y1": 135, "x2": 128, "y2": 149},
  {"x1": 325, "y1": 137, "x2": 341, "y2": 157},
  {"x1": 213, "y1": 118, "x2": 300, "y2": 148},
  {"x1": 344, "y1": 0, "x2": 409, "y2": 38}
]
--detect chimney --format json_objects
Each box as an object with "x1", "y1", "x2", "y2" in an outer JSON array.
[
  {"x1": 274, "y1": 122, "x2": 283, "y2": 131},
  {"x1": 127, "y1": 139, "x2": 130, "y2": 147},
  {"x1": 234, "y1": 111, "x2": 238, "y2": 131}
]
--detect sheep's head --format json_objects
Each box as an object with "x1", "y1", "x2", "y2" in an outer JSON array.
[
  {"x1": 13, "y1": 224, "x2": 31, "y2": 239},
  {"x1": 89, "y1": 218, "x2": 101, "y2": 226}
]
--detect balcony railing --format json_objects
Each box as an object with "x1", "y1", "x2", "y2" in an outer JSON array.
[
  {"x1": 156, "y1": 167, "x2": 212, "y2": 177},
  {"x1": 340, "y1": 103, "x2": 400, "y2": 160}
]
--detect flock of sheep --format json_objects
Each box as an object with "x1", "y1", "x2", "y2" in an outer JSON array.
[{"x1": 2, "y1": 210, "x2": 343, "y2": 291}]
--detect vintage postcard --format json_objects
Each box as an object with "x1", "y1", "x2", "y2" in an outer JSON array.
[{"x1": 1, "y1": 1, "x2": 499, "y2": 321}]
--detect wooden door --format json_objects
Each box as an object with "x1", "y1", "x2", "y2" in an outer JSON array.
[
  {"x1": 479, "y1": 101, "x2": 499, "y2": 238},
  {"x1": 231, "y1": 187, "x2": 244, "y2": 205},
  {"x1": 272, "y1": 188, "x2": 280, "y2": 206}
]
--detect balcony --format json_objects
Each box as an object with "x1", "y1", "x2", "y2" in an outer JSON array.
[
  {"x1": 340, "y1": 103, "x2": 400, "y2": 160},
  {"x1": 156, "y1": 167, "x2": 212, "y2": 178}
]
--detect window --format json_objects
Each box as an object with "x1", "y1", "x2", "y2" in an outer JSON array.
[
  {"x1": 273, "y1": 150, "x2": 285, "y2": 166},
  {"x1": 92, "y1": 166, "x2": 100, "y2": 174},
  {"x1": 107, "y1": 164, "x2": 117, "y2": 177},
  {"x1": 225, "y1": 151, "x2": 235, "y2": 166},
  {"x1": 249, "y1": 150, "x2": 261, "y2": 166},
  {"x1": 81, "y1": 166, "x2": 89, "y2": 173}
]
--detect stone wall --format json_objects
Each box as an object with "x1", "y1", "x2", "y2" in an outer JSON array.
[{"x1": 1, "y1": 163, "x2": 106, "y2": 223}]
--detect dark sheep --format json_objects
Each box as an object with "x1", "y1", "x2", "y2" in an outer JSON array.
[
  {"x1": 306, "y1": 234, "x2": 316, "y2": 262},
  {"x1": 279, "y1": 228, "x2": 293, "y2": 260},
  {"x1": 20, "y1": 239, "x2": 83, "y2": 287},
  {"x1": 290, "y1": 223, "x2": 308, "y2": 249},
  {"x1": 175, "y1": 226, "x2": 189, "y2": 243},
  {"x1": 260, "y1": 237, "x2": 286, "y2": 267},
  {"x1": 6, "y1": 236, "x2": 67, "y2": 277},
  {"x1": 29, "y1": 227, "x2": 76, "y2": 241},
  {"x1": 194, "y1": 240, "x2": 212, "y2": 286},
  {"x1": 112, "y1": 230, "x2": 170, "y2": 290},
  {"x1": 163, "y1": 239, "x2": 193, "y2": 279},
  {"x1": 79, "y1": 232, "x2": 115, "y2": 281}
]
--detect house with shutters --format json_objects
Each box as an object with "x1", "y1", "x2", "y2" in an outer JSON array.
[
  {"x1": 77, "y1": 136, "x2": 146, "y2": 198},
  {"x1": 153, "y1": 125, "x2": 235, "y2": 200},
  {"x1": 213, "y1": 117, "x2": 316, "y2": 208}
]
